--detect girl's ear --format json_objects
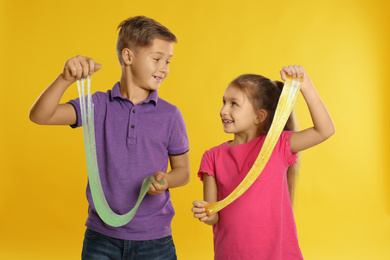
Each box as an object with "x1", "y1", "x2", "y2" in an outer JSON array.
[
  {"x1": 121, "y1": 48, "x2": 133, "y2": 65},
  {"x1": 255, "y1": 109, "x2": 268, "y2": 124}
]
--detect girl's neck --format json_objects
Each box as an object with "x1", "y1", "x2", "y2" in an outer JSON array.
[{"x1": 230, "y1": 130, "x2": 264, "y2": 146}]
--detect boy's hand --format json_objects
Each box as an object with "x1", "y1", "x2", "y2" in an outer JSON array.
[
  {"x1": 280, "y1": 65, "x2": 313, "y2": 92},
  {"x1": 148, "y1": 171, "x2": 169, "y2": 195},
  {"x1": 192, "y1": 200, "x2": 218, "y2": 225},
  {"x1": 60, "y1": 55, "x2": 102, "y2": 83}
]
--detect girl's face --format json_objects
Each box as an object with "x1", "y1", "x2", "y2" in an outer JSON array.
[{"x1": 220, "y1": 84, "x2": 260, "y2": 136}]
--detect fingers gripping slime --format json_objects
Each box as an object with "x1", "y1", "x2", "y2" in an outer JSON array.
[
  {"x1": 204, "y1": 75, "x2": 303, "y2": 216},
  {"x1": 77, "y1": 76, "x2": 165, "y2": 227}
]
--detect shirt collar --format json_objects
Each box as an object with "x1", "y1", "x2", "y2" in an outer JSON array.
[{"x1": 110, "y1": 82, "x2": 158, "y2": 106}]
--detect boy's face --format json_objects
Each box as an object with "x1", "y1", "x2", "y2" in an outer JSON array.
[{"x1": 129, "y1": 39, "x2": 174, "y2": 91}]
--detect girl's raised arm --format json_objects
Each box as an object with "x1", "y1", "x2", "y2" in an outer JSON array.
[{"x1": 280, "y1": 65, "x2": 335, "y2": 153}]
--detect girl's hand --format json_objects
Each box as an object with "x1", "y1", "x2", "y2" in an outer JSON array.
[
  {"x1": 279, "y1": 65, "x2": 313, "y2": 92},
  {"x1": 60, "y1": 55, "x2": 102, "y2": 83},
  {"x1": 192, "y1": 200, "x2": 219, "y2": 225},
  {"x1": 148, "y1": 171, "x2": 169, "y2": 195}
]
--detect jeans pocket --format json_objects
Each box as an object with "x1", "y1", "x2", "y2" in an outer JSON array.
[
  {"x1": 150, "y1": 235, "x2": 173, "y2": 247},
  {"x1": 84, "y1": 228, "x2": 100, "y2": 240}
]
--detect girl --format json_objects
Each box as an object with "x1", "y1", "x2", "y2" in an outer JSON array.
[{"x1": 192, "y1": 65, "x2": 335, "y2": 260}]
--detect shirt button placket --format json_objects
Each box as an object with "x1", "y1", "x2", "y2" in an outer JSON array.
[{"x1": 129, "y1": 107, "x2": 137, "y2": 144}]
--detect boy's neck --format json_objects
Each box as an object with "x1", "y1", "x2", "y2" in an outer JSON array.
[{"x1": 119, "y1": 68, "x2": 151, "y2": 105}]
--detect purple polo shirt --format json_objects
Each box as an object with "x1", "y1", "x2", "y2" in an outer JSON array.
[{"x1": 68, "y1": 82, "x2": 189, "y2": 240}]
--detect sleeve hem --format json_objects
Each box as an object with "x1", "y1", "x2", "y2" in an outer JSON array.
[
  {"x1": 168, "y1": 149, "x2": 189, "y2": 156},
  {"x1": 284, "y1": 131, "x2": 297, "y2": 166},
  {"x1": 197, "y1": 170, "x2": 215, "y2": 181},
  {"x1": 67, "y1": 102, "x2": 79, "y2": 128}
]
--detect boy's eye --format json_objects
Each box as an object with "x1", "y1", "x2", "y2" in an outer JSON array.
[
  {"x1": 153, "y1": 58, "x2": 160, "y2": 62},
  {"x1": 222, "y1": 100, "x2": 226, "y2": 105},
  {"x1": 166, "y1": 61, "x2": 170, "y2": 65},
  {"x1": 232, "y1": 102, "x2": 238, "y2": 106}
]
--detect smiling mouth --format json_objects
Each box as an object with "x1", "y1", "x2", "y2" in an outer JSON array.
[
  {"x1": 222, "y1": 119, "x2": 233, "y2": 125},
  {"x1": 153, "y1": 76, "x2": 163, "y2": 82}
]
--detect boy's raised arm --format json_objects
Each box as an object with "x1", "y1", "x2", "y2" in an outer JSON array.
[{"x1": 29, "y1": 55, "x2": 102, "y2": 125}]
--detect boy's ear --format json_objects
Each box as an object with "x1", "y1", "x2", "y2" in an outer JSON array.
[
  {"x1": 255, "y1": 109, "x2": 268, "y2": 124},
  {"x1": 121, "y1": 48, "x2": 133, "y2": 65}
]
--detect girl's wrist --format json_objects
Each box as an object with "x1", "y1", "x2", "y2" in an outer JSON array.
[
  {"x1": 205, "y1": 212, "x2": 219, "y2": 225},
  {"x1": 300, "y1": 81, "x2": 315, "y2": 94}
]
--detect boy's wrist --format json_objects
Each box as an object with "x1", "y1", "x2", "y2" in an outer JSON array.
[{"x1": 57, "y1": 73, "x2": 76, "y2": 88}]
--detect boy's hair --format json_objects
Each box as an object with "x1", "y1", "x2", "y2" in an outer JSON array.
[
  {"x1": 116, "y1": 16, "x2": 177, "y2": 65},
  {"x1": 230, "y1": 74, "x2": 300, "y2": 204}
]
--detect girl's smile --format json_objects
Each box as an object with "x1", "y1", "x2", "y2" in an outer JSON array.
[
  {"x1": 222, "y1": 118, "x2": 233, "y2": 126},
  {"x1": 220, "y1": 84, "x2": 260, "y2": 143}
]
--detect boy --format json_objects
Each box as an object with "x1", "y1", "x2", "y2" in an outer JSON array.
[{"x1": 29, "y1": 16, "x2": 190, "y2": 259}]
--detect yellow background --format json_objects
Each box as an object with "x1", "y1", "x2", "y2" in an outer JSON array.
[{"x1": 1, "y1": 0, "x2": 389, "y2": 259}]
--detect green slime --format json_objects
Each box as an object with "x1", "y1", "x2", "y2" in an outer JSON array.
[{"x1": 77, "y1": 76, "x2": 164, "y2": 227}]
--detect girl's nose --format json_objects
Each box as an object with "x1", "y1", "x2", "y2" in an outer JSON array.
[{"x1": 220, "y1": 106, "x2": 228, "y2": 116}]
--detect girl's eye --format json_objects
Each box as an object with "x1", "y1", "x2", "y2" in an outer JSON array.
[
  {"x1": 222, "y1": 100, "x2": 226, "y2": 105},
  {"x1": 232, "y1": 102, "x2": 238, "y2": 106},
  {"x1": 153, "y1": 58, "x2": 160, "y2": 62},
  {"x1": 166, "y1": 61, "x2": 170, "y2": 65}
]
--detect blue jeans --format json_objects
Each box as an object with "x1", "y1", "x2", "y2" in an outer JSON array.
[{"x1": 81, "y1": 228, "x2": 177, "y2": 260}]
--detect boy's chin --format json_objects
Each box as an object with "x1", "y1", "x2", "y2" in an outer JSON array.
[{"x1": 142, "y1": 84, "x2": 161, "y2": 92}]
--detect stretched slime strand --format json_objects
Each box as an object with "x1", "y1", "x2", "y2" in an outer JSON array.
[
  {"x1": 77, "y1": 76, "x2": 164, "y2": 227},
  {"x1": 204, "y1": 75, "x2": 303, "y2": 216}
]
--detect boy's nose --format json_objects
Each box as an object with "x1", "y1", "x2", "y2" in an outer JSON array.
[{"x1": 160, "y1": 63, "x2": 168, "y2": 73}]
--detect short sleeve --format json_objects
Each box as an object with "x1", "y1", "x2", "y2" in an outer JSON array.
[
  {"x1": 279, "y1": 131, "x2": 297, "y2": 166},
  {"x1": 167, "y1": 107, "x2": 189, "y2": 156},
  {"x1": 67, "y1": 92, "x2": 103, "y2": 128},
  {"x1": 197, "y1": 150, "x2": 216, "y2": 181}
]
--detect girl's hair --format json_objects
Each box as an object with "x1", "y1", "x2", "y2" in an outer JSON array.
[{"x1": 230, "y1": 74, "x2": 300, "y2": 204}]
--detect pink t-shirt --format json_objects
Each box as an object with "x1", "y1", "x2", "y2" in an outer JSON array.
[{"x1": 198, "y1": 131, "x2": 303, "y2": 260}]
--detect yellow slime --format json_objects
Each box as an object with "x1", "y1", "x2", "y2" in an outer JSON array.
[{"x1": 205, "y1": 75, "x2": 303, "y2": 216}]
